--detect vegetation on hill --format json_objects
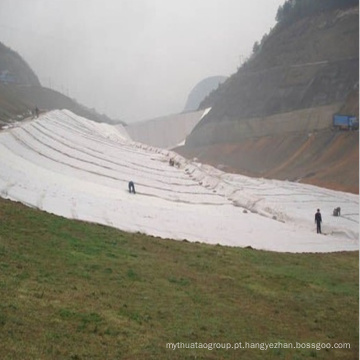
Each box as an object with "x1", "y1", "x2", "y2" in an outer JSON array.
[
  {"x1": 200, "y1": 2, "x2": 358, "y2": 113},
  {"x1": 0, "y1": 41, "x2": 124, "y2": 126},
  {"x1": 251, "y1": 0, "x2": 359, "y2": 59},
  {"x1": 181, "y1": 1, "x2": 359, "y2": 193},
  {"x1": 0, "y1": 197, "x2": 358, "y2": 359},
  {"x1": 275, "y1": 0, "x2": 359, "y2": 25},
  {"x1": 0, "y1": 42, "x2": 40, "y2": 87}
]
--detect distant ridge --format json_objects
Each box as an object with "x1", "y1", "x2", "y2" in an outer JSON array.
[{"x1": 183, "y1": 76, "x2": 226, "y2": 112}]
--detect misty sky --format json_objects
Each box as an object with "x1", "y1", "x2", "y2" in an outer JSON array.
[{"x1": 0, "y1": 0, "x2": 284, "y2": 123}]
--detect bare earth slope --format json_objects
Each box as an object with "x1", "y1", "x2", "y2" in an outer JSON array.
[{"x1": 176, "y1": 129, "x2": 359, "y2": 194}]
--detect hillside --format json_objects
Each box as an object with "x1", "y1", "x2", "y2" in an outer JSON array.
[
  {"x1": 0, "y1": 83, "x2": 120, "y2": 126},
  {"x1": 0, "y1": 197, "x2": 358, "y2": 359},
  {"x1": 177, "y1": 2, "x2": 359, "y2": 194},
  {"x1": 0, "y1": 42, "x2": 122, "y2": 126},
  {"x1": 0, "y1": 42, "x2": 40, "y2": 87}
]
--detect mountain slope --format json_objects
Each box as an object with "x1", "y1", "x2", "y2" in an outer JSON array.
[
  {"x1": 177, "y1": 3, "x2": 359, "y2": 194},
  {"x1": 0, "y1": 41, "x2": 123, "y2": 126},
  {"x1": 0, "y1": 42, "x2": 40, "y2": 86}
]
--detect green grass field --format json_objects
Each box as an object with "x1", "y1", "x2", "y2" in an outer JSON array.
[{"x1": 0, "y1": 197, "x2": 358, "y2": 359}]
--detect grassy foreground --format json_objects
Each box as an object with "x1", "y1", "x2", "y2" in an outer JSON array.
[{"x1": 0, "y1": 197, "x2": 358, "y2": 360}]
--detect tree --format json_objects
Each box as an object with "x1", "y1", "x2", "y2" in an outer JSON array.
[{"x1": 275, "y1": 0, "x2": 359, "y2": 25}]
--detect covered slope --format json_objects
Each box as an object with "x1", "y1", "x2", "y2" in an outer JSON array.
[{"x1": 0, "y1": 110, "x2": 358, "y2": 253}]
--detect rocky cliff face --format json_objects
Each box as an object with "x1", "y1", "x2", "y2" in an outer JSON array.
[{"x1": 176, "y1": 5, "x2": 359, "y2": 193}]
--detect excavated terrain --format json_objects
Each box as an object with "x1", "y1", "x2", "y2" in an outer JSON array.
[{"x1": 175, "y1": 129, "x2": 359, "y2": 194}]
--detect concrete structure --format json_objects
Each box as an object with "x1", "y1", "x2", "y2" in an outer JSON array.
[{"x1": 122, "y1": 108, "x2": 210, "y2": 149}]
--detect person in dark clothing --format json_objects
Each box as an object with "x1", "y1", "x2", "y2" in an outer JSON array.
[
  {"x1": 128, "y1": 181, "x2": 136, "y2": 194},
  {"x1": 315, "y1": 209, "x2": 322, "y2": 234}
]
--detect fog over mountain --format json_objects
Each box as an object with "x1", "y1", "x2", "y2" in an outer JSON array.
[
  {"x1": 183, "y1": 76, "x2": 227, "y2": 112},
  {"x1": 0, "y1": 0, "x2": 284, "y2": 122}
]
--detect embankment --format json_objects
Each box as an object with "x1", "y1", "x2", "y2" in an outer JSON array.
[{"x1": 176, "y1": 126, "x2": 359, "y2": 194}]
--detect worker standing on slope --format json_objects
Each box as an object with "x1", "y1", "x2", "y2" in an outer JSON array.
[
  {"x1": 315, "y1": 209, "x2": 322, "y2": 234},
  {"x1": 128, "y1": 181, "x2": 136, "y2": 194}
]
